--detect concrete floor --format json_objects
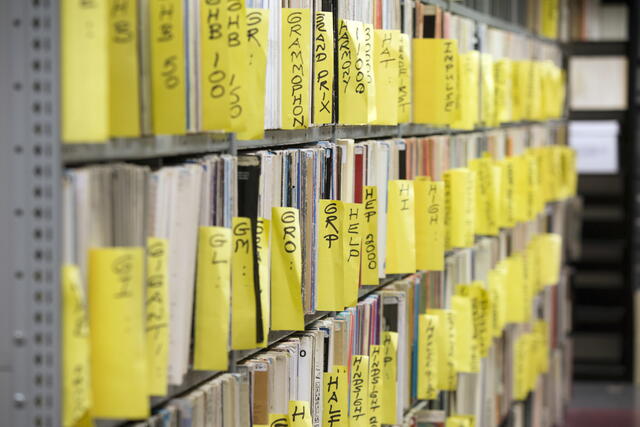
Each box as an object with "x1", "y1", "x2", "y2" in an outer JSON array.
[{"x1": 566, "y1": 382, "x2": 640, "y2": 426}]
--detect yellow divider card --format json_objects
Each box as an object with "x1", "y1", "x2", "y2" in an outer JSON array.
[
  {"x1": 313, "y1": 11, "x2": 334, "y2": 124},
  {"x1": 417, "y1": 314, "x2": 439, "y2": 400},
  {"x1": 500, "y1": 158, "x2": 516, "y2": 228},
  {"x1": 200, "y1": 0, "x2": 229, "y2": 131},
  {"x1": 472, "y1": 156, "x2": 498, "y2": 236},
  {"x1": 338, "y1": 19, "x2": 367, "y2": 124},
  {"x1": 289, "y1": 401, "x2": 313, "y2": 427},
  {"x1": 444, "y1": 168, "x2": 474, "y2": 249},
  {"x1": 453, "y1": 50, "x2": 480, "y2": 130},
  {"x1": 514, "y1": 155, "x2": 529, "y2": 223},
  {"x1": 361, "y1": 186, "x2": 379, "y2": 285},
  {"x1": 231, "y1": 218, "x2": 258, "y2": 349},
  {"x1": 62, "y1": 0, "x2": 108, "y2": 142},
  {"x1": 108, "y1": 0, "x2": 141, "y2": 137},
  {"x1": 386, "y1": 180, "x2": 416, "y2": 274},
  {"x1": 282, "y1": 8, "x2": 311, "y2": 129},
  {"x1": 397, "y1": 34, "x2": 412, "y2": 123},
  {"x1": 415, "y1": 179, "x2": 445, "y2": 271},
  {"x1": 505, "y1": 255, "x2": 526, "y2": 324},
  {"x1": 146, "y1": 238, "x2": 169, "y2": 396},
  {"x1": 494, "y1": 58, "x2": 513, "y2": 124},
  {"x1": 271, "y1": 207, "x2": 305, "y2": 330},
  {"x1": 89, "y1": 248, "x2": 147, "y2": 419},
  {"x1": 256, "y1": 218, "x2": 271, "y2": 347},
  {"x1": 368, "y1": 345, "x2": 383, "y2": 424},
  {"x1": 456, "y1": 286, "x2": 481, "y2": 371},
  {"x1": 372, "y1": 29, "x2": 400, "y2": 125},
  {"x1": 270, "y1": 414, "x2": 290, "y2": 426},
  {"x1": 343, "y1": 203, "x2": 363, "y2": 307},
  {"x1": 194, "y1": 227, "x2": 232, "y2": 371},
  {"x1": 451, "y1": 295, "x2": 473, "y2": 374},
  {"x1": 429, "y1": 309, "x2": 457, "y2": 391},
  {"x1": 363, "y1": 23, "x2": 377, "y2": 123},
  {"x1": 150, "y1": 0, "x2": 186, "y2": 135},
  {"x1": 63, "y1": 264, "x2": 91, "y2": 426},
  {"x1": 539, "y1": 233, "x2": 562, "y2": 286},
  {"x1": 381, "y1": 332, "x2": 398, "y2": 425},
  {"x1": 323, "y1": 367, "x2": 349, "y2": 426},
  {"x1": 480, "y1": 53, "x2": 496, "y2": 127},
  {"x1": 413, "y1": 39, "x2": 458, "y2": 126},
  {"x1": 228, "y1": 0, "x2": 248, "y2": 134},
  {"x1": 241, "y1": 9, "x2": 270, "y2": 140},
  {"x1": 489, "y1": 268, "x2": 507, "y2": 337},
  {"x1": 350, "y1": 356, "x2": 370, "y2": 426},
  {"x1": 513, "y1": 61, "x2": 532, "y2": 122},
  {"x1": 317, "y1": 200, "x2": 345, "y2": 310}
]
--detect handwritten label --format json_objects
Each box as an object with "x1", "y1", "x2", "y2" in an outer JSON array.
[
  {"x1": 489, "y1": 268, "x2": 507, "y2": 337},
  {"x1": 397, "y1": 34, "x2": 411, "y2": 123},
  {"x1": 231, "y1": 217, "x2": 258, "y2": 349},
  {"x1": 514, "y1": 154, "x2": 529, "y2": 223},
  {"x1": 444, "y1": 168, "x2": 473, "y2": 249},
  {"x1": 323, "y1": 367, "x2": 348, "y2": 427},
  {"x1": 372, "y1": 30, "x2": 399, "y2": 125},
  {"x1": 317, "y1": 200, "x2": 345, "y2": 310},
  {"x1": 494, "y1": 59, "x2": 513, "y2": 124},
  {"x1": 282, "y1": 9, "x2": 311, "y2": 129},
  {"x1": 343, "y1": 203, "x2": 362, "y2": 307},
  {"x1": 145, "y1": 238, "x2": 169, "y2": 396},
  {"x1": 368, "y1": 345, "x2": 383, "y2": 426},
  {"x1": 271, "y1": 207, "x2": 304, "y2": 330},
  {"x1": 227, "y1": 0, "x2": 248, "y2": 133},
  {"x1": 480, "y1": 53, "x2": 496, "y2": 127},
  {"x1": 350, "y1": 356, "x2": 370, "y2": 426},
  {"x1": 363, "y1": 23, "x2": 376, "y2": 123},
  {"x1": 473, "y1": 156, "x2": 498, "y2": 236},
  {"x1": 270, "y1": 414, "x2": 290, "y2": 427},
  {"x1": 381, "y1": 332, "x2": 398, "y2": 425},
  {"x1": 62, "y1": 264, "x2": 90, "y2": 426},
  {"x1": 256, "y1": 218, "x2": 271, "y2": 346},
  {"x1": 456, "y1": 286, "x2": 480, "y2": 372},
  {"x1": 417, "y1": 314, "x2": 439, "y2": 400},
  {"x1": 453, "y1": 50, "x2": 479, "y2": 130},
  {"x1": 289, "y1": 401, "x2": 313, "y2": 427},
  {"x1": 89, "y1": 248, "x2": 148, "y2": 418},
  {"x1": 194, "y1": 227, "x2": 232, "y2": 370},
  {"x1": 429, "y1": 309, "x2": 457, "y2": 391},
  {"x1": 338, "y1": 19, "x2": 367, "y2": 124},
  {"x1": 361, "y1": 186, "x2": 379, "y2": 285},
  {"x1": 415, "y1": 179, "x2": 445, "y2": 271},
  {"x1": 500, "y1": 158, "x2": 516, "y2": 228},
  {"x1": 386, "y1": 180, "x2": 416, "y2": 274},
  {"x1": 313, "y1": 11, "x2": 334, "y2": 124}
]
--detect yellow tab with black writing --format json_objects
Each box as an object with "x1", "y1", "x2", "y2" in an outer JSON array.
[
  {"x1": 473, "y1": 156, "x2": 498, "y2": 236},
  {"x1": 313, "y1": 11, "x2": 334, "y2": 124},
  {"x1": 361, "y1": 187, "x2": 379, "y2": 285},
  {"x1": 512, "y1": 61, "x2": 532, "y2": 122},
  {"x1": 194, "y1": 227, "x2": 232, "y2": 370},
  {"x1": 480, "y1": 53, "x2": 496, "y2": 127},
  {"x1": 317, "y1": 200, "x2": 345, "y2": 310},
  {"x1": 89, "y1": 247, "x2": 148, "y2": 419},
  {"x1": 500, "y1": 158, "x2": 516, "y2": 228},
  {"x1": 363, "y1": 23, "x2": 377, "y2": 123},
  {"x1": 453, "y1": 50, "x2": 480, "y2": 130},
  {"x1": 417, "y1": 314, "x2": 439, "y2": 400},
  {"x1": 200, "y1": 0, "x2": 229, "y2": 131},
  {"x1": 381, "y1": 332, "x2": 398, "y2": 425},
  {"x1": 239, "y1": 8, "x2": 270, "y2": 140},
  {"x1": 413, "y1": 39, "x2": 458, "y2": 126},
  {"x1": 231, "y1": 218, "x2": 258, "y2": 349},
  {"x1": 539, "y1": 233, "x2": 562, "y2": 286},
  {"x1": 350, "y1": 355, "x2": 370, "y2": 426},
  {"x1": 62, "y1": 0, "x2": 108, "y2": 142},
  {"x1": 109, "y1": 0, "x2": 141, "y2": 137},
  {"x1": 397, "y1": 34, "x2": 412, "y2": 123},
  {"x1": 444, "y1": 168, "x2": 474, "y2": 249},
  {"x1": 62, "y1": 264, "x2": 91, "y2": 426},
  {"x1": 514, "y1": 154, "x2": 529, "y2": 223},
  {"x1": 373, "y1": 29, "x2": 399, "y2": 125},
  {"x1": 289, "y1": 401, "x2": 312, "y2": 427},
  {"x1": 343, "y1": 203, "x2": 363, "y2": 307},
  {"x1": 150, "y1": 0, "x2": 186, "y2": 135},
  {"x1": 368, "y1": 345, "x2": 384, "y2": 424},
  {"x1": 494, "y1": 58, "x2": 513, "y2": 124},
  {"x1": 271, "y1": 207, "x2": 305, "y2": 330},
  {"x1": 146, "y1": 238, "x2": 169, "y2": 396},
  {"x1": 338, "y1": 19, "x2": 367, "y2": 124},
  {"x1": 505, "y1": 255, "x2": 526, "y2": 324},
  {"x1": 256, "y1": 218, "x2": 271, "y2": 347},
  {"x1": 270, "y1": 414, "x2": 290, "y2": 427},
  {"x1": 415, "y1": 179, "x2": 446, "y2": 271},
  {"x1": 451, "y1": 295, "x2": 474, "y2": 373},
  {"x1": 489, "y1": 268, "x2": 507, "y2": 337},
  {"x1": 456, "y1": 285, "x2": 481, "y2": 371},
  {"x1": 282, "y1": 9, "x2": 311, "y2": 129},
  {"x1": 386, "y1": 180, "x2": 416, "y2": 274},
  {"x1": 323, "y1": 367, "x2": 349, "y2": 427},
  {"x1": 429, "y1": 309, "x2": 457, "y2": 391},
  {"x1": 227, "y1": 0, "x2": 248, "y2": 134}
]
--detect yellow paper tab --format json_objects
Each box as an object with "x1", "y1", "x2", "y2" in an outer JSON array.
[
  {"x1": 89, "y1": 248, "x2": 148, "y2": 419},
  {"x1": 372, "y1": 29, "x2": 399, "y2": 125},
  {"x1": 429, "y1": 309, "x2": 457, "y2": 391},
  {"x1": 494, "y1": 59, "x2": 513, "y2": 124},
  {"x1": 514, "y1": 155, "x2": 529, "y2": 223},
  {"x1": 227, "y1": 0, "x2": 248, "y2": 134},
  {"x1": 62, "y1": 0, "x2": 108, "y2": 142},
  {"x1": 480, "y1": 53, "x2": 496, "y2": 127},
  {"x1": 415, "y1": 179, "x2": 445, "y2": 271},
  {"x1": 282, "y1": 9, "x2": 311, "y2": 129},
  {"x1": 109, "y1": 0, "x2": 141, "y2": 137},
  {"x1": 239, "y1": 9, "x2": 270, "y2": 140},
  {"x1": 271, "y1": 207, "x2": 305, "y2": 330},
  {"x1": 351, "y1": 356, "x2": 370, "y2": 426},
  {"x1": 368, "y1": 345, "x2": 383, "y2": 424},
  {"x1": 397, "y1": 34, "x2": 412, "y2": 123},
  {"x1": 500, "y1": 158, "x2": 516, "y2": 228},
  {"x1": 505, "y1": 255, "x2": 527, "y2": 324},
  {"x1": 513, "y1": 334, "x2": 528, "y2": 400},
  {"x1": 146, "y1": 238, "x2": 169, "y2": 396},
  {"x1": 446, "y1": 416, "x2": 473, "y2": 427},
  {"x1": 453, "y1": 50, "x2": 480, "y2": 130},
  {"x1": 338, "y1": 19, "x2": 367, "y2": 124},
  {"x1": 200, "y1": 0, "x2": 229, "y2": 131},
  {"x1": 270, "y1": 414, "x2": 291, "y2": 427},
  {"x1": 289, "y1": 401, "x2": 313, "y2": 427},
  {"x1": 361, "y1": 187, "x2": 379, "y2": 285},
  {"x1": 194, "y1": 227, "x2": 232, "y2": 370},
  {"x1": 445, "y1": 168, "x2": 474, "y2": 249},
  {"x1": 381, "y1": 332, "x2": 398, "y2": 425},
  {"x1": 386, "y1": 180, "x2": 416, "y2": 274},
  {"x1": 150, "y1": 0, "x2": 186, "y2": 135},
  {"x1": 363, "y1": 23, "x2": 377, "y2": 123},
  {"x1": 489, "y1": 268, "x2": 507, "y2": 337},
  {"x1": 539, "y1": 233, "x2": 562, "y2": 286},
  {"x1": 456, "y1": 285, "x2": 481, "y2": 370},
  {"x1": 317, "y1": 200, "x2": 345, "y2": 310},
  {"x1": 256, "y1": 218, "x2": 271, "y2": 347},
  {"x1": 343, "y1": 203, "x2": 363, "y2": 307},
  {"x1": 513, "y1": 61, "x2": 532, "y2": 121},
  {"x1": 417, "y1": 314, "x2": 439, "y2": 400},
  {"x1": 63, "y1": 265, "x2": 91, "y2": 426},
  {"x1": 231, "y1": 218, "x2": 258, "y2": 349},
  {"x1": 323, "y1": 367, "x2": 349, "y2": 427},
  {"x1": 413, "y1": 39, "x2": 458, "y2": 126},
  {"x1": 314, "y1": 11, "x2": 334, "y2": 124},
  {"x1": 473, "y1": 156, "x2": 498, "y2": 236},
  {"x1": 451, "y1": 295, "x2": 474, "y2": 374}
]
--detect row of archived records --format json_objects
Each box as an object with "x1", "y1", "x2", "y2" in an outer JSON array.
[
  {"x1": 63, "y1": 223, "x2": 571, "y2": 424},
  {"x1": 62, "y1": 0, "x2": 566, "y2": 142}
]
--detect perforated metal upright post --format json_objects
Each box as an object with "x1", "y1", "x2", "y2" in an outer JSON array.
[{"x1": 0, "y1": 0, "x2": 61, "y2": 426}]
